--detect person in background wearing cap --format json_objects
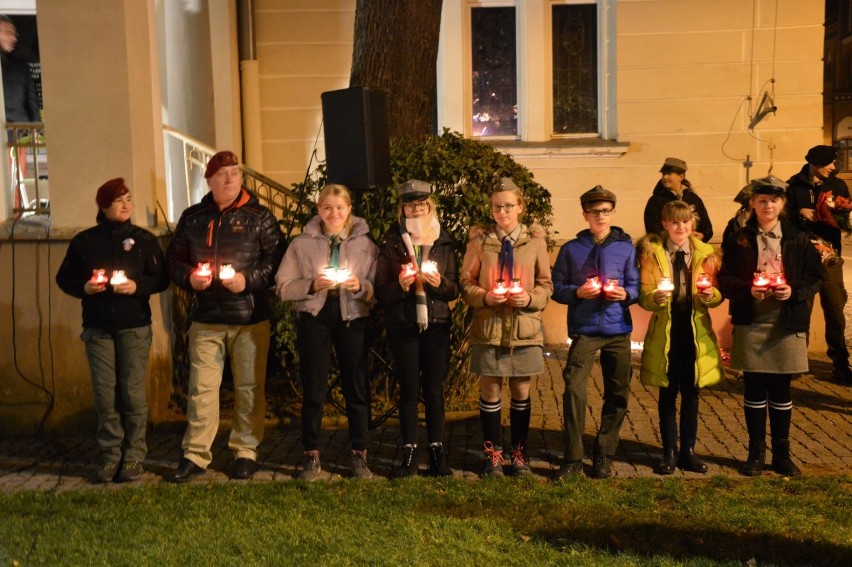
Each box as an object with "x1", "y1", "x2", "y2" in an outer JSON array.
[
  {"x1": 461, "y1": 177, "x2": 552, "y2": 477},
  {"x1": 644, "y1": 157, "x2": 713, "y2": 243},
  {"x1": 375, "y1": 180, "x2": 458, "y2": 478},
  {"x1": 637, "y1": 200, "x2": 723, "y2": 475},
  {"x1": 718, "y1": 177, "x2": 822, "y2": 477},
  {"x1": 56, "y1": 178, "x2": 170, "y2": 483},
  {"x1": 552, "y1": 185, "x2": 639, "y2": 479},
  {"x1": 786, "y1": 144, "x2": 852, "y2": 383},
  {"x1": 722, "y1": 180, "x2": 758, "y2": 244},
  {"x1": 276, "y1": 184, "x2": 378, "y2": 480},
  {"x1": 166, "y1": 151, "x2": 285, "y2": 483}
]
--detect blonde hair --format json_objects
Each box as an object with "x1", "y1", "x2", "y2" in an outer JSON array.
[
  {"x1": 397, "y1": 195, "x2": 438, "y2": 223},
  {"x1": 317, "y1": 183, "x2": 353, "y2": 232},
  {"x1": 490, "y1": 185, "x2": 526, "y2": 221},
  {"x1": 661, "y1": 200, "x2": 699, "y2": 225}
]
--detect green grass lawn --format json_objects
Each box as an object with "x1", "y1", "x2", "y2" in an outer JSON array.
[{"x1": 1, "y1": 475, "x2": 850, "y2": 566}]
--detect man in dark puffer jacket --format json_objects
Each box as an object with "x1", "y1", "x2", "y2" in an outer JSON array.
[{"x1": 166, "y1": 151, "x2": 285, "y2": 482}]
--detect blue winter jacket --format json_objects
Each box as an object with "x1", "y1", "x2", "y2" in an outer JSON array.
[{"x1": 552, "y1": 227, "x2": 639, "y2": 337}]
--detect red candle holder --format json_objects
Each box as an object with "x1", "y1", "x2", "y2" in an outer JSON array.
[
  {"x1": 695, "y1": 274, "x2": 712, "y2": 292},
  {"x1": 508, "y1": 278, "x2": 524, "y2": 295},
  {"x1": 753, "y1": 271, "x2": 770, "y2": 288},
  {"x1": 768, "y1": 273, "x2": 786, "y2": 288},
  {"x1": 603, "y1": 279, "x2": 619, "y2": 293},
  {"x1": 492, "y1": 280, "x2": 508, "y2": 296},
  {"x1": 586, "y1": 276, "x2": 602, "y2": 291},
  {"x1": 90, "y1": 269, "x2": 108, "y2": 285},
  {"x1": 196, "y1": 263, "x2": 212, "y2": 278}
]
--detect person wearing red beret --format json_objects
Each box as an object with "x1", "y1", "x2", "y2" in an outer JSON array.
[{"x1": 56, "y1": 178, "x2": 170, "y2": 483}]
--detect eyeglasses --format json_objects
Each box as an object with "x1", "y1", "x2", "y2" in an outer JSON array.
[
  {"x1": 584, "y1": 208, "x2": 614, "y2": 217},
  {"x1": 492, "y1": 203, "x2": 518, "y2": 213},
  {"x1": 403, "y1": 201, "x2": 430, "y2": 211}
]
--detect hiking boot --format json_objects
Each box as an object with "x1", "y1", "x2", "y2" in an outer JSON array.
[
  {"x1": 771, "y1": 439, "x2": 801, "y2": 477},
  {"x1": 168, "y1": 458, "x2": 206, "y2": 483},
  {"x1": 591, "y1": 453, "x2": 613, "y2": 479},
  {"x1": 739, "y1": 440, "x2": 765, "y2": 477},
  {"x1": 677, "y1": 448, "x2": 708, "y2": 474},
  {"x1": 654, "y1": 449, "x2": 677, "y2": 475},
  {"x1": 117, "y1": 460, "x2": 144, "y2": 483},
  {"x1": 390, "y1": 445, "x2": 419, "y2": 479},
  {"x1": 482, "y1": 442, "x2": 504, "y2": 477},
  {"x1": 427, "y1": 443, "x2": 453, "y2": 477},
  {"x1": 232, "y1": 458, "x2": 257, "y2": 480},
  {"x1": 297, "y1": 450, "x2": 321, "y2": 481},
  {"x1": 555, "y1": 460, "x2": 583, "y2": 480},
  {"x1": 832, "y1": 363, "x2": 852, "y2": 384},
  {"x1": 351, "y1": 449, "x2": 373, "y2": 479},
  {"x1": 95, "y1": 461, "x2": 119, "y2": 484},
  {"x1": 510, "y1": 443, "x2": 532, "y2": 477}
]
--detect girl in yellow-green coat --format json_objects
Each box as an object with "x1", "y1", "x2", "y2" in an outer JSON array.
[{"x1": 637, "y1": 200, "x2": 724, "y2": 475}]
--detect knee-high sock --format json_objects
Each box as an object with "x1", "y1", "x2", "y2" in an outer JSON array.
[
  {"x1": 509, "y1": 397, "x2": 531, "y2": 448},
  {"x1": 479, "y1": 398, "x2": 502, "y2": 447}
]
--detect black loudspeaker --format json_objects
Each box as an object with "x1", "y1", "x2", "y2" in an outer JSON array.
[{"x1": 321, "y1": 87, "x2": 392, "y2": 190}]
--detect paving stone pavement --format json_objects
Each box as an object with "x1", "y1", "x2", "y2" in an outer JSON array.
[{"x1": 1, "y1": 351, "x2": 850, "y2": 492}]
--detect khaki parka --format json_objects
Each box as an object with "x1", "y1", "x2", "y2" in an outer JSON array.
[
  {"x1": 461, "y1": 223, "x2": 553, "y2": 347},
  {"x1": 637, "y1": 234, "x2": 724, "y2": 388}
]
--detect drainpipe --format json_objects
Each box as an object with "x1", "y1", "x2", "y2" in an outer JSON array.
[{"x1": 238, "y1": 0, "x2": 263, "y2": 171}]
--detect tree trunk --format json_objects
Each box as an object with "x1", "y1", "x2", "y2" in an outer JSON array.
[{"x1": 350, "y1": 0, "x2": 443, "y2": 141}]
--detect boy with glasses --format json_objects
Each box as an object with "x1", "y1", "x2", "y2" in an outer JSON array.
[{"x1": 552, "y1": 185, "x2": 639, "y2": 479}]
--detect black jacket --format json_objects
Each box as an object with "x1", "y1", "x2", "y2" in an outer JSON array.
[
  {"x1": 56, "y1": 214, "x2": 170, "y2": 332},
  {"x1": 643, "y1": 181, "x2": 713, "y2": 243},
  {"x1": 785, "y1": 164, "x2": 851, "y2": 252},
  {"x1": 375, "y1": 223, "x2": 459, "y2": 330},
  {"x1": 718, "y1": 216, "x2": 822, "y2": 332},
  {"x1": 166, "y1": 188, "x2": 285, "y2": 325},
  {"x1": 1, "y1": 51, "x2": 39, "y2": 122}
]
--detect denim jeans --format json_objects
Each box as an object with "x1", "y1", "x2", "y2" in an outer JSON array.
[
  {"x1": 388, "y1": 323, "x2": 451, "y2": 446},
  {"x1": 82, "y1": 325, "x2": 152, "y2": 464},
  {"x1": 819, "y1": 260, "x2": 849, "y2": 367},
  {"x1": 562, "y1": 334, "x2": 632, "y2": 461},
  {"x1": 297, "y1": 301, "x2": 370, "y2": 451}
]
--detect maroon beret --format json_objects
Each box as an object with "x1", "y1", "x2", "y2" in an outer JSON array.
[
  {"x1": 204, "y1": 151, "x2": 240, "y2": 179},
  {"x1": 96, "y1": 177, "x2": 130, "y2": 209}
]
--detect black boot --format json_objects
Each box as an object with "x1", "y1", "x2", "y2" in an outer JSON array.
[
  {"x1": 739, "y1": 440, "x2": 765, "y2": 477},
  {"x1": 654, "y1": 448, "x2": 677, "y2": 475},
  {"x1": 389, "y1": 445, "x2": 418, "y2": 479},
  {"x1": 426, "y1": 443, "x2": 453, "y2": 477},
  {"x1": 677, "y1": 447, "x2": 708, "y2": 474},
  {"x1": 771, "y1": 439, "x2": 801, "y2": 477}
]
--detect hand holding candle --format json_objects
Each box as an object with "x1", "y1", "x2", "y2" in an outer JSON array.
[
  {"x1": 603, "y1": 278, "x2": 623, "y2": 301},
  {"x1": 189, "y1": 262, "x2": 213, "y2": 291},
  {"x1": 486, "y1": 279, "x2": 509, "y2": 305},
  {"x1": 218, "y1": 264, "x2": 236, "y2": 280},
  {"x1": 752, "y1": 271, "x2": 771, "y2": 301},
  {"x1": 110, "y1": 270, "x2": 127, "y2": 286},
  {"x1": 695, "y1": 273, "x2": 713, "y2": 297},
  {"x1": 84, "y1": 269, "x2": 109, "y2": 294},
  {"x1": 91, "y1": 269, "x2": 108, "y2": 285},
  {"x1": 577, "y1": 276, "x2": 602, "y2": 299}
]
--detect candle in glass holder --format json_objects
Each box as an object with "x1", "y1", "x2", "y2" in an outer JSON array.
[
  {"x1": 420, "y1": 260, "x2": 438, "y2": 274},
  {"x1": 219, "y1": 264, "x2": 236, "y2": 280},
  {"x1": 753, "y1": 271, "x2": 770, "y2": 288},
  {"x1": 695, "y1": 274, "x2": 712, "y2": 292},
  {"x1": 323, "y1": 266, "x2": 351, "y2": 286},
  {"x1": 401, "y1": 262, "x2": 418, "y2": 278},
  {"x1": 603, "y1": 279, "x2": 619, "y2": 293},
  {"x1": 110, "y1": 270, "x2": 127, "y2": 286},
  {"x1": 196, "y1": 263, "x2": 212, "y2": 277},
  {"x1": 768, "y1": 272, "x2": 786, "y2": 288},
  {"x1": 657, "y1": 277, "x2": 675, "y2": 293},
  {"x1": 90, "y1": 269, "x2": 108, "y2": 285},
  {"x1": 508, "y1": 278, "x2": 524, "y2": 295},
  {"x1": 586, "y1": 276, "x2": 602, "y2": 291},
  {"x1": 492, "y1": 280, "x2": 508, "y2": 296}
]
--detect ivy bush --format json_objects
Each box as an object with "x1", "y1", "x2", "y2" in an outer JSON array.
[{"x1": 270, "y1": 130, "x2": 553, "y2": 416}]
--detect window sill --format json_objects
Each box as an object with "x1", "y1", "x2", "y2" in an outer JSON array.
[{"x1": 484, "y1": 138, "x2": 629, "y2": 160}]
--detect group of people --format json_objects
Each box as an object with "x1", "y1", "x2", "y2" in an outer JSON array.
[{"x1": 56, "y1": 144, "x2": 849, "y2": 483}]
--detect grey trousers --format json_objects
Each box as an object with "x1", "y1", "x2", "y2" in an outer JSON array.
[
  {"x1": 562, "y1": 333, "x2": 632, "y2": 462},
  {"x1": 82, "y1": 325, "x2": 152, "y2": 464}
]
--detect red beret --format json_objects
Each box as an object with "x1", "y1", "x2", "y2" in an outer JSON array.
[
  {"x1": 96, "y1": 177, "x2": 129, "y2": 209},
  {"x1": 204, "y1": 151, "x2": 239, "y2": 179}
]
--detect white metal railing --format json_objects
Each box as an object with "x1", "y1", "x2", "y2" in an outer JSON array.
[
  {"x1": 162, "y1": 124, "x2": 307, "y2": 229},
  {"x1": 3, "y1": 121, "x2": 47, "y2": 218}
]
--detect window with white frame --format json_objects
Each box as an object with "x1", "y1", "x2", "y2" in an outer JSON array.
[{"x1": 439, "y1": 0, "x2": 617, "y2": 146}]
